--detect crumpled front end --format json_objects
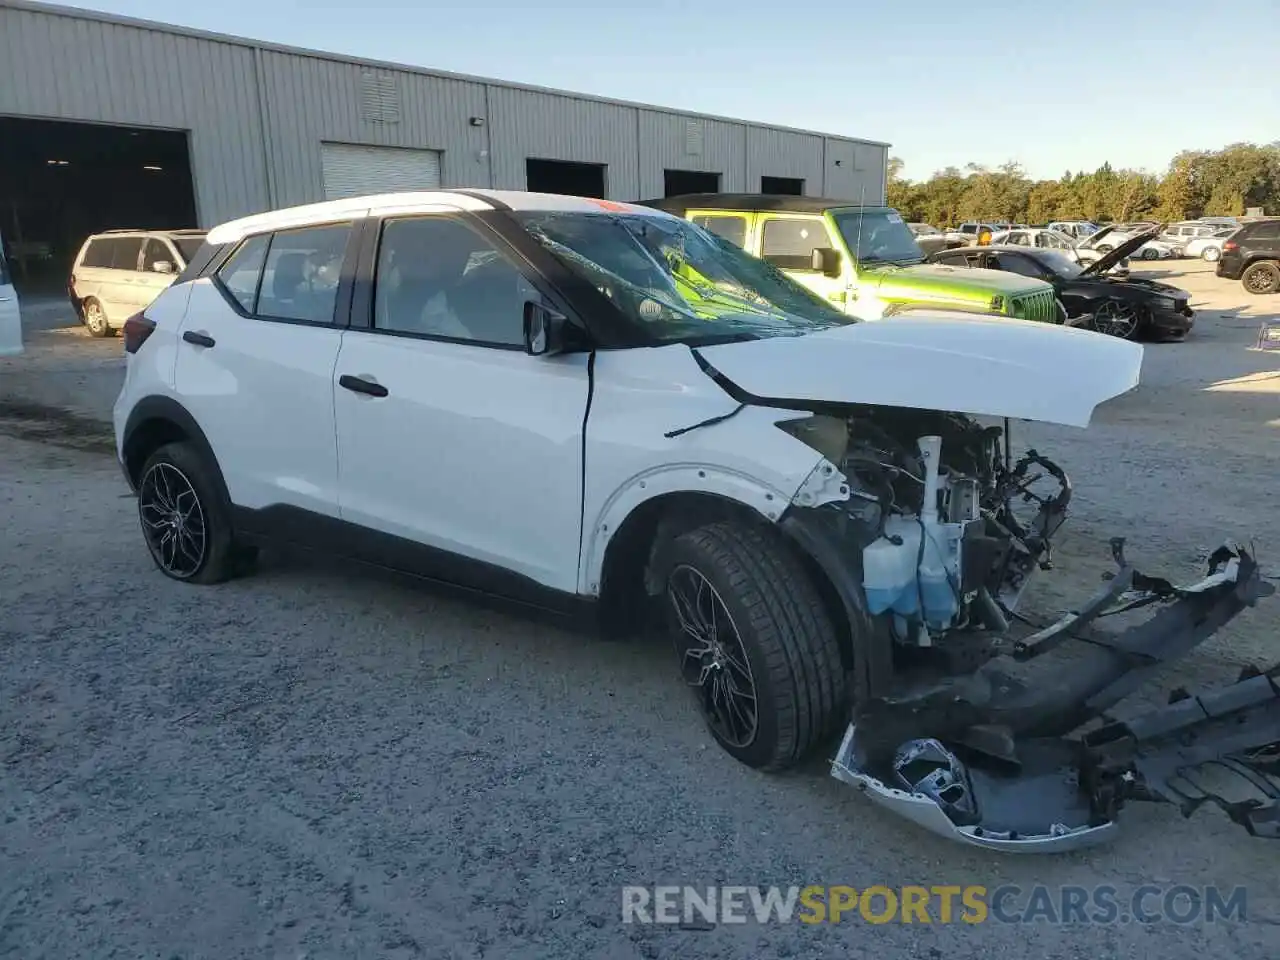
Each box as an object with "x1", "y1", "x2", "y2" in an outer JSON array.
[{"x1": 767, "y1": 404, "x2": 1273, "y2": 852}]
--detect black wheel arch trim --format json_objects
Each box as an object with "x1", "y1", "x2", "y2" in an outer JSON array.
[{"x1": 121, "y1": 396, "x2": 230, "y2": 511}]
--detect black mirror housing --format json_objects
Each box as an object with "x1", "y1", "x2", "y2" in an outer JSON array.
[
  {"x1": 810, "y1": 246, "x2": 842, "y2": 278},
  {"x1": 523, "y1": 301, "x2": 571, "y2": 356}
]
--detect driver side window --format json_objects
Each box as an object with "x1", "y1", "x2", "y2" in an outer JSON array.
[
  {"x1": 374, "y1": 217, "x2": 538, "y2": 347},
  {"x1": 760, "y1": 217, "x2": 832, "y2": 271}
]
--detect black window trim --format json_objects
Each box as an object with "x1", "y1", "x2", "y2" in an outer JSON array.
[
  {"x1": 209, "y1": 218, "x2": 363, "y2": 329},
  {"x1": 353, "y1": 210, "x2": 573, "y2": 352}
]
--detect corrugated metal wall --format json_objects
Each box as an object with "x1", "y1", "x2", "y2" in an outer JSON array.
[
  {"x1": 0, "y1": 4, "x2": 271, "y2": 225},
  {"x1": 0, "y1": 2, "x2": 888, "y2": 223}
]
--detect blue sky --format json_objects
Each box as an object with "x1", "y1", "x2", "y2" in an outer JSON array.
[{"x1": 67, "y1": 0, "x2": 1278, "y2": 181}]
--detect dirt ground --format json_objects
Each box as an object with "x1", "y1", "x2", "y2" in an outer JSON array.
[{"x1": 1, "y1": 262, "x2": 1278, "y2": 959}]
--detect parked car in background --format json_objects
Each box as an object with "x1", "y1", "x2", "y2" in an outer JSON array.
[
  {"x1": 0, "y1": 231, "x2": 22, "y2": 356},
  {"x1": 644, "y1": 194, "x2": 1061, "y2": 323},
  {"x1": 1161, "y1": 221, "x2": 1227, "y2": 254},
  {"x1": 69, "y1": 228, "x2": 208, "y2": 337},
  {"x1": 1076, "y1": 223, "x2": 1173, "y2": 260},
  {"x1": 985, "y1": 227, "x2": 1130, "y2": 277},
  {"x1": 1198, "y1": 216, "x2": 1240, "y2": 228},
  {"x1": 929, "y1": 232, "x2": 1194, "y2": 340},
  {"x1": 1183, "y1": 226, "x2": 1236, "y2": 262},
  {"x1": 907, "y1": 223, "x2": 966, "y2": 255},
  {"x1": 1047, "y1": 220, "x2": 1100, "y2": 240},
  {"x1": 1216, "y1": 218, "x2": 1280, "y2": 294}
]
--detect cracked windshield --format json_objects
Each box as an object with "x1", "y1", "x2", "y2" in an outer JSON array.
[{"x1": 517, "y1": 211, "x2": 851, "y2": 342}]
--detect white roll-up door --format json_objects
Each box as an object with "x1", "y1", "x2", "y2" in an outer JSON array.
[{"x1": 320, "y1": 143, "x2": 442, "y2": 200}]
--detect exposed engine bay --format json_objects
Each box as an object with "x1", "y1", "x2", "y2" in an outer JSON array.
[{"x1": 777, "y1": 407, "x2": 1276, "y2": 852}]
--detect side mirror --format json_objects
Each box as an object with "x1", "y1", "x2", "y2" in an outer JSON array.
[
  {"x1": 523, "y1": 300, "x2": 570, "y2": 356},
  {"x1": 810, "y1": 246, "x2": 842, "y2": 278},
  {"x1": 151, "y1": 261, "x2": 174, "y2": 274}
]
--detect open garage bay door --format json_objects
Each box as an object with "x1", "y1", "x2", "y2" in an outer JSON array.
[{"x1": 320, "y1": 143, "x2": 441, "y2": 201}]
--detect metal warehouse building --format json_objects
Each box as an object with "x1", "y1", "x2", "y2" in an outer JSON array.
[{"x1": 0, "y1": 0, "x2": 889, "y2": 289}]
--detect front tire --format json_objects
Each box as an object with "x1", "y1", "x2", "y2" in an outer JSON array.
[
  {"x1": 1090, "y1": 299, "x2": 1141, "y2": 340},
  {"x1": 1241, "y1": 260, "x2": 1280, "y2": 295},
  {"x1": 1141, "y1": 247, "x2": 1160, "y2": 260},
  {"x1": 137, "y1": 441, "x2": 253, "y2": 584},
  {"x1": 661, "y1": 521, "x2": 847, "y2": 771}
]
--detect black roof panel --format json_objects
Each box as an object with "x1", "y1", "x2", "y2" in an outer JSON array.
[{"x1": 640, "y1": 194, "x2": 883, "y2": 215}]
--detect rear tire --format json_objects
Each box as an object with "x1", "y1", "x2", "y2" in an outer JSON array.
[
  {"x1": 660, "y1": 521, "x2": 847, "y2": 771},
  {"x1": 1202, "y1": 247, "x2": 1221, "y2": 263},
  {"x1": 137, "y1": 441, "x2": 254, "y2": 585},
  {"x1": 82, "y1": 298, "x2": 110, "y2": 338},
  {"x1": 1241, "y1": 260, "x2": 1280, "y2": 295}
]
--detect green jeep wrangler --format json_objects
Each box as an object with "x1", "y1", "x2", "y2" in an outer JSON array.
[{"x1": 644, "y1": 194, "x2": 1062, "y2": 324}]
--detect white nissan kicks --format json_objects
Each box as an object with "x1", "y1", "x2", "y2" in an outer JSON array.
[{"x1": 115, "y1": 189, "x2": 1161, "y2": 780}]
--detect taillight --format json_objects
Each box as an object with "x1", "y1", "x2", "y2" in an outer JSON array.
[
  {"x1": 122, "y1": 312, "x2": 156, "y2": 354},
  {"x1": 1223, "y1": 240, "x2": 1238, "y2": 251}
]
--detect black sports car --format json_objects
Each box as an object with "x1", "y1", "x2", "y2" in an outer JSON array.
[{"x1": 929, "y1": 230, "x2": 1194, "y2": 340}]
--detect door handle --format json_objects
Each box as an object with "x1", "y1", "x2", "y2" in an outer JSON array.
[
  {"x1": 182, "y1": 330, "x2": 216, "y2": 348},
  {"x1": 339, "y1": 374, "x2": 389, "y2": 398}
]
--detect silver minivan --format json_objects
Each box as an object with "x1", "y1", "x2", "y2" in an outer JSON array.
[{"x1": 69, "y1": 229, "x2": 206, "y2": 336}]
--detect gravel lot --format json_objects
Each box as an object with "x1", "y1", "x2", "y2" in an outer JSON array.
[{"x1": 2, "y1": 262, "x2": 1278, "y2": 959}]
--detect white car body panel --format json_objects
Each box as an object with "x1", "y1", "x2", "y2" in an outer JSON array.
[
  {"x1": 0, "y1": 275, "x2": 20, "y2": 357},
  {"x1": 332, "y1": 332, "x2": 591, "y2": 594},
  {"x1": 578, "y1": 344, "x2": 828, "y2": 594},
  {"x1": 695, "y1": 314, "x2": 1143, "y2": 429},
  {"x1": 171, "y1": 278, "x2": 344, "y2": 516}
]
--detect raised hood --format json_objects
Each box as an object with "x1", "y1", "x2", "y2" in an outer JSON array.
[
  {"x1": 1081, "y1": 224, "x2": 1163, "y2": 277},
  {"x1": 872, "y1": 262, "x2": 1048, "y2": 300},
  {"x1": 694, "y1": 312, "x2": 1143, "y2": 428}
]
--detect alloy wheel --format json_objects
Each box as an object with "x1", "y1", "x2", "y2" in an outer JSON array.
[
  {"x1": 1091, "y1": 300, "x2": 1139, "y2": 339},
  {"x1": 139, "y1": 461, "x2": 208, "y2": 578},
  {"x1": 1244, "y1": 268, "x2": 1277, "y2": 295},
  {"x1": 667, "y1": 564, "x2": 759, "y2": 748},
  {"x1": 84, "y1": 301, "x2": 107, "y2": 336}
]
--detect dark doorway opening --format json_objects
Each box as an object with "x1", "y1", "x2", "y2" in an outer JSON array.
[
  {"x1": 525, "y1": 158, "x2": 607, "y2": 198},
  {"x1": 663, "y1": 169, "x2": 721, "y2": 197},
  {"x1": 761, "y1": 176, "x2": 805, "y2": 196},
  {"x1": 0, "y1": 116, "x2": 198, "y2": 294}
]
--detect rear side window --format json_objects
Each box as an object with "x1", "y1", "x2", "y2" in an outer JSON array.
[
  {"x1": 255, "y1": 224, "x2": 351, "y2": 323},
  {"x1": 1248, "y1": 222, "x2": 1280, "y2": 240},
  {"x1": 173, "y1": 237, "x2": 206, "y2": 264},
  {"x1": 81, "y1": 237, "x2": 143, "y2": 270},
  {"x1": 760, "y1": 218, "x2": 831, "y2": 270},
  {"x1": 216, "y1": 235, "x2": 271, "y2": 313},
  {"x1": 692, "y1": 215, "x2": 747, "y2": 249}
]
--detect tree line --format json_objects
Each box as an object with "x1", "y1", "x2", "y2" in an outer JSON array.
[{"x1": 886, "y1": 142, "x2": 1280, "y2": 227}]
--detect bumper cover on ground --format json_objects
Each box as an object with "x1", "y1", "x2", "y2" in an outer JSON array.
[{"x1": 831, "y1": 542, "x2": 1275, "y2": 852}]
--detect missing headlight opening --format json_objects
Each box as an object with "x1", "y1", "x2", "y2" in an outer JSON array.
[{"x1": 775, "y1": 407, "x2": 1275, "y2": 853}]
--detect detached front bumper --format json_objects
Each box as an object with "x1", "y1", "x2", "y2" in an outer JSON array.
[{"x1": 831, "y1": 542, "x2": 1276, "y2": 853}]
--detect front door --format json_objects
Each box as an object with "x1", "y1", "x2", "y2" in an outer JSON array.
[
  {"x1": 332, "y1": 212, "x2": 590, "y2": 595},
  {"x1": 756, "y1": 214, "x2": 848, "y2": 306}
]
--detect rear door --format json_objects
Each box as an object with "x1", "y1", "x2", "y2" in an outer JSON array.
[
  {"x1": 101, "y1": 236, "x2": 144, "y2": 324},
  {"x1": 0, "y1": 239, "x2": 21, "y2": 356},
  {"x1": 174, "y1": 218, "x2": 361, "y2": 518}
]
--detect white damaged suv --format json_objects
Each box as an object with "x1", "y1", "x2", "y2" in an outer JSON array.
[{"x1": 113, "y1": 191, "x2": 1271, "y2": 853}]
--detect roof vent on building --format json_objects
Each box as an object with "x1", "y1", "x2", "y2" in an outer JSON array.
[
  {"x1": 360, "y1": 72, "x2": 402, "y2": 123},
  {"x1": 685, "y1": 119, "x2": 704, "y2": 157}
]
